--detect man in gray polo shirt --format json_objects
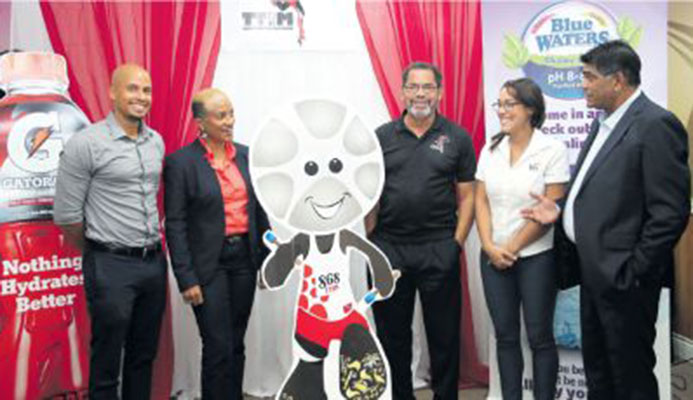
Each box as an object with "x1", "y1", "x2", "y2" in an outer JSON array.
[{"x1": 54, "y1": 64, "x2": 166, "y2": 400}]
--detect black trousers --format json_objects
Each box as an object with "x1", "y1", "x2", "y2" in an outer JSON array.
[
  {"x1": 580, "y1": 281, "x2": 661, "y2": 400},
  {"x1": 480, "y1": 250, "x2": 558, "y2": 400},
  {"x1": 82, "y1": 246, "x2": 167, "y2": 400},
  {"x1": 193, "y1": 236, "x2": 257, "y2": 400},
  {"x1": 371, "y1": 237, "x2": 461, "y2": 400}
]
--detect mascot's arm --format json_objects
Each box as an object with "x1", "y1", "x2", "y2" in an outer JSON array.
[
  {"x1": 261, "y1": 231, "x2": 310, "y2": 288},
  {"x1": 339, "y1": 229, "x2": 396, "y2": 298}
]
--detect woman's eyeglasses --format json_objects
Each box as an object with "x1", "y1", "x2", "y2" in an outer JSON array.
[{"x1": 491, "y1": 101, "x2": 521, "y2": 112}]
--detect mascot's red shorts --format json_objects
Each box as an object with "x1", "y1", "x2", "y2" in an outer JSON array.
[{"x1": 296, "y1": 308, "x2": 369, "y2": 349}]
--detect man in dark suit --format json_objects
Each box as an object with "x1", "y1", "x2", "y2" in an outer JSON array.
[
  {"x1": 164, "y1": 88, "x2": 269, "y2": 399},
  {"x1": 523, "y1": 40, "x2": 690, "y2": 399}
]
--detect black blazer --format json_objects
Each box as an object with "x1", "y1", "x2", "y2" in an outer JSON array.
[
  {"x1": 164, "y1": 139, "x2": 269, "y2": 292},
  {"x1": 556, "y1": 93, "x2": 690, "y2": 294}
]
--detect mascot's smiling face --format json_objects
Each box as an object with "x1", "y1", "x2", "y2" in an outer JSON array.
[{"x1": 250, "y1": 99, "x2": 384, "y2": 234}]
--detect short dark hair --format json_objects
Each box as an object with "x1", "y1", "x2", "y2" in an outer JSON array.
[
  {"x1": 580, "y1": 40, "x2": 641, "y2": 86},
  {"x1": 490, "y1": 78, "x2": 546, "y2": 151},
  {"x1": 191, "y1": 98, "x2": 206, "y2": 119},
  {"x1": 503, "y1": 78, "x2": 546, "y2": 128},
  {"x1": 402, "y1": 62, "x2": 442, "y2": 87}
]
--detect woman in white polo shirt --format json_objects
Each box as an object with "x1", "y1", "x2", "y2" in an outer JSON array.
[{"x1": 475, "y1": 78, "x2": 570, "y2": 400}]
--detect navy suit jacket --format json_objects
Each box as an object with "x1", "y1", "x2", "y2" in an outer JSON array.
[
  {"x1": 164, "y1": 139, "x2": 269, "y2": 292},
  {"x1": 556, "y1": 93, "x2": 690, "y2": 294}
]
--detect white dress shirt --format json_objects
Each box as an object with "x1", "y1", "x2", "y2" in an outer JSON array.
[
  {"x1": 476, "y1": 130, "x2": 570, "y2": 257},
  {"x1": 563, "y1": 88, "x2": 642, "y2": 242}
]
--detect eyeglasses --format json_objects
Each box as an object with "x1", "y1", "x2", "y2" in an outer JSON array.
[
  {"x1": 403, "y1": 84, "x2": 439, "y2": 94},
  {"x1": 491, "y1": 101, "x2": 521, "y2": 112}
]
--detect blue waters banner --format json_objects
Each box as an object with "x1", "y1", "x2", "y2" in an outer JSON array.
[{"x1": 481, "y1": 1, "x2": 670, "y2": 398}]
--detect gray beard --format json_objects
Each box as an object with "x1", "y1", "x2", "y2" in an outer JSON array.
[{"x1": 407, "y1": 104, "x2": 433, "y2": 120}]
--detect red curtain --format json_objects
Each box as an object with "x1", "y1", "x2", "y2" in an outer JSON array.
[
  {"x1": 39, "y1": 0, "x2": 221, "y2": 153},
  {"x1": 356, "y1": 0, "x2": 488, "y2": 388},
  {"x1": 39, "y1": 1, "x2": 221, "y2": 398}
]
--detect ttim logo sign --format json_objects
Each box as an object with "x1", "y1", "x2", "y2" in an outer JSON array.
[
  {"x1": 241, "y1": 11, "x2": 294, "y2": 30},
  {"x1": 241, "y1": 1, "x2": 306, "y2": 44}
]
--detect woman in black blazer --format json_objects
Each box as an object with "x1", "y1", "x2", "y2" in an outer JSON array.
[{"x1": 164, "y1": 88, "x2": 269, "y2": 400}]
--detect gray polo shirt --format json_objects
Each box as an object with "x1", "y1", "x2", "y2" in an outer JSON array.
[{"x1": 54, "y1": 112, "x2": 164, "y2": 247}]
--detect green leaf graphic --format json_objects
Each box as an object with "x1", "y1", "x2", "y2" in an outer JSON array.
[
  {"x1": 629, "y1": 26, "x2": 643, "y2": 48},
  {"x1": 502, "y1": 33, "x2": 530, "y2": 69},
  {"x1": 617, "y1": 17, "x2": 643, "y2": 48}
]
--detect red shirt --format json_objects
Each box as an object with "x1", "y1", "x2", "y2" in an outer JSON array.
[{"x1": 201, "y1": 140, "x2": 249, "y2": 235}]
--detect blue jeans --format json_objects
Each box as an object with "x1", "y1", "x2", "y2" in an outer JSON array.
[{"x1": 481, "y1": 249, "x2": 558, "y2": 400}]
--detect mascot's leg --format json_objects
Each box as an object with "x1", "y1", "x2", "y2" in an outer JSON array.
[
  {"x1": 277, "y1": 335, "x2": 328, "y2": 400},
  {"x1": 339, "y1": 323, "x2": 388, "y2": 400}
]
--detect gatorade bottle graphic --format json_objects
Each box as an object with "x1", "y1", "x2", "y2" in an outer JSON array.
[{"x1": 0, "y1": 52, "x2": 90, "y2": 400}]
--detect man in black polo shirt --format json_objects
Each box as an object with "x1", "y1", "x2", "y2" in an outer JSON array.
[{"x1": 367, "y1": 62, "x2": 476, "y2": 400}]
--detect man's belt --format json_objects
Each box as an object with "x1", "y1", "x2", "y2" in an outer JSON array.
[
  {"x1": 86, "y1": 239, "x2": 162, "y2": 259},
  {"x1": 225, "y1": 234, "x2": 248, "y2": 245}
]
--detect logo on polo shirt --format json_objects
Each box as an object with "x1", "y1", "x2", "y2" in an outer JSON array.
[{"x1": 430, "y1": 135, "x2": 449, "y2": 154}]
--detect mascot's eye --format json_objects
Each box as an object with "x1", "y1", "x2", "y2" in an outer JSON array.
[
  {"x1": 329, "y1": 158, "x2": 343, "y2": 173},
  {"x1": 304, "y1": 161, "x2": 319, "y2": 176}
]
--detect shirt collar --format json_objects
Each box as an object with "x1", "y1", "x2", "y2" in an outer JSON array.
[
  {"x1": 396, "y1": 110, "x2": 445, "y2": 137},
  {"x1": 106, "y1": 112, "x2": 152, "y2": 141},
  {"x1": 525, "y1": 129, "x2": 552, "y2": 154},
  {"x1": 599, "y1": 87, "x2": 642, "y2": 130},
  {"x1": 497, "y1": 129, "x2": 549, "y2": 162},
  {"x1": 200, "y1": 138, "x2": 236, "y2": 161}
]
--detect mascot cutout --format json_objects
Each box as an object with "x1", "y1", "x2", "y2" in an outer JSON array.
[{"x1": 250, "y1": 99, "x2": 398, "y2": 400}]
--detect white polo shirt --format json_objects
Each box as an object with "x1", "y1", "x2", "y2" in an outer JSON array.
[{"x1": 476, "y1": 131, "x2": 570, "y2": 257}]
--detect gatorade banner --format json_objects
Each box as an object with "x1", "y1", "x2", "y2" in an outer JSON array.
[
  {"x1": 0, "y1": 53, "x2": 91, "y2": 399},
  {"x1": 480, "y1": 1, "x2": 670, "y2": 399}
]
